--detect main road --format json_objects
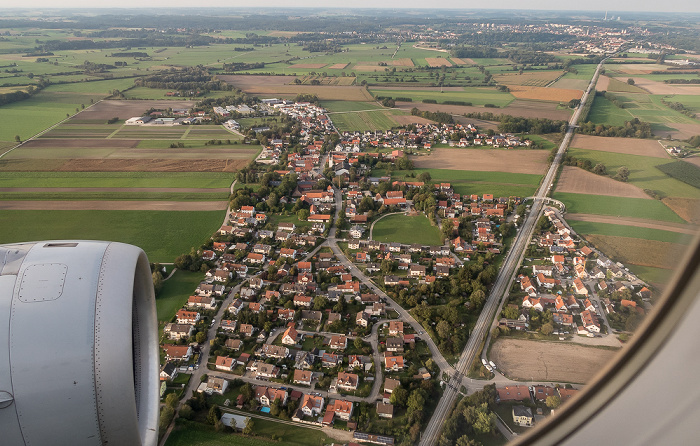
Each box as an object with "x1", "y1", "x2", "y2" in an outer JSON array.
[{"x1": 418, "y1": 59, "x2": 606, "y2": 446}]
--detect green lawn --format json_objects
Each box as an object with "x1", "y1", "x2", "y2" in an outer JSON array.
[
  {"x1": 331, "y1": 109, "x2": 399, "y2": 132},
  {"x1": 627, "y1": 264, "x2": 674, "y2": 287},
  {"x1": 156, "y1": 270, "x2": 206, "y2": 323},
  {"x1": 568, "y1": 220, "x2": 692, "y2": 244},
  {"x1": 372, "y1": 213, "x2": 442, "y2": 245},
  {"x1": 0, "y1": 171, "x2": 234, "y2": 188},
  {"x1": 0, "y1": 210, "x2": 224, "y2": 262},
  {"x1": 553, "y1": 192, "x2": 685, "y2": 223},
  {"x1": 567, "y1": 148, "x2": 700, "y2": 199},
  {"x1": 165, "y1": 419, "x2": 332, "y2": 446}
]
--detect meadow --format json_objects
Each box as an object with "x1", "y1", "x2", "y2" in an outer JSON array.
[
  {"x1": 0, "y1": 210, "x2": 224, "y2": 263},
  {"x1": 567, "y1": 220, "x2": 691, "y2": 244},
  {"x1": 330, "y1": 109, "x2": 401, "y2": 132},
  {"x1": 368, "y1": 86, "x2": 514, "y2": 107},
  {"x1": 372, "y1": 213, "x2": 442, "y2": 245},
  {"x1": 567, "y1": 147, "x2": 700, "y2": 199},
  {"x1": 156, "y1": 269, "x2": 207, "y2": 323},
  {"x1": 552, "y1": 192, "x2": 685, "y2": 223}
]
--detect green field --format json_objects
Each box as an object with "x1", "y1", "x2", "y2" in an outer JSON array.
[
  {"x1": 553, "y1": 192, "x2": 685, "y2": 223},
  {"x1": 1, "y1": 191, "x2": 227, "y2": 201},
  {"x1": 567, "y1": 148, "x2": 700, "y2": 199},
  {"x1": 587, "y1": 95, "x2": 633, "y2": 126},
  {"x1": 123, "y1": 87, "x2": 233, "y2": 100},
  {"x1": 0, "y1": 210, "x2": 224, "y2": 262},
  {"x1": 330, "y1": 109, "x2": 400, "y2": 132},
  {"x1": 164, "y1": 419, "x2": 332, "y2": 446},
  {"x1": 372, "y1": 213, "x2": 442, "y2": 245},
  {"x1": 321, "y1": 100, "x2": 383, "y2": 112},
  {"x1": 627, "y1": 264, "x2": 674, "y2": 287},
  {"x1": 368, "y1": 86, "x2": 515, "y2": 107},
  {"x1": 156, "y1": 269, "x2": 206, "y2": 322},
  {"x1": 568, "y1": 220, "x2": 692, "y2": 244},
  {"x1": 656, "y1": 161, "x2": 700, "y2": 189}
]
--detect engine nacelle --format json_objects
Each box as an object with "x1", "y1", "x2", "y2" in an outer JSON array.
[{"x1": 0, "y1": 241, "x2": 158, "y2": 446}]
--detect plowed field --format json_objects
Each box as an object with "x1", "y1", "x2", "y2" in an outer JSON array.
[
  {"x1": 413, "y1": 148, "x2": 549, "y2": 174},
  {"x1": 556, "y1": 166, "x2": 651, "y2": 199}
]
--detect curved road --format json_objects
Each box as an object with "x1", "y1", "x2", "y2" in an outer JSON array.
[{"x1": 418, "y1": 58, "x2": 607, "y2": 446}]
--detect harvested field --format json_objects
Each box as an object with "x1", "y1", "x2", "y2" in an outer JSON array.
[
  {"x1": 7, "y1": 147, "x2": 256, "y2": 160},
  {"x1": 585, "y1": 234, "x2": 685, "y2": 269},
  {"x1": 395, "y1": 99, "x2": 572, "y2": 121},
  {"x1": 570, "y1": 135, "x2": 669, "y2": 158},
  {"x1": 494, "y1": 70, "x2": 564, "y2": 87},
  {"x1": 595, "y1": 75, "x2": 611, "y2": 91},
  {"x1": 450, "y1": 57, "x2": 474, "y2": 65},
  {"x1": 289, "y1": 63, "x2": 327, "y2": 69},
  {"x1": 73, "y1": 100, "x2": 197, "y2": 122},
  {"x1": 391, "y1": 114, "x2": 435, "y2": 125},
  {"x1": 552, "y1": 78, "x2": 590, "y2": 90},
  {"x1": 11, "y1": 158, "x2": 251, "y2": 172},
  {"x1": 508, "y1": 86, "x2": 583, "y2": 102},
  {"x1": 22, "y1": 139, "x2": 138, "y2": 148},
  {"x1": 613, "y1": 63, "x2": 670, "y2": 74},
  {"x1": 490, "y1": 339, "x2": 618, "y2": 384},
  {"x1": 0, "y1": 187, "x2": 229, "y2": 193},
  {"x1": 391, "y1": 58, "x2": 414, "y2": 67},
  {"x1": 659, "y1": 122, "x2": 700, "y2": 140},
  {"x1": 0, "y1": 201, "x2": 228, "y2": 211},
  {"x1": 627, "y1": 77, "x2": 700, "y2": 95},
  {"x1": 425, "y1": 57, "x2": 452, "y2": 67},
  {"x1": 455, "y1": 117, "x2": 499, "y2": 131},
  {"x1": 556, "y1": 166, "x2": 651, "y2": 199},
  {"x1": 413, "y1": 148, "x2": 549, "y2": 174},
  {"x1": 327, "y1": 63, "x2": 349, "y2": 70},
  {"x1": 566, "y1": 213, "x2": 697, "y2": 235},
  {"x1": 219, "y1": 74, "x2": 372, "y2": 101},
  {"x1": 662, "y1": 197, "x2": 700, "y2": 225},
  {"x1": 605, "y1": 77, "x2": 648, "y2": 94},
  {"x1": 353, "y1": 65, "x2": 385, "y2": 72}
]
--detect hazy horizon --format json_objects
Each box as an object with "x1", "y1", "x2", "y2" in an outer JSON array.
[{"x1": 0, "y1": 2, "x2": 699, "y2": 14}]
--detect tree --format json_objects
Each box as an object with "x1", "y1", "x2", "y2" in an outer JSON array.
[
  {"x1": 627, "y1": 78, "x2": 635, "y2": 85},
  {"x1": 593, "y1": 163, "x2": 607, "y2": 175},
  {"x1": 354, "y1": 336, "x2": 364, "y2": 350},
  {"x1": 469, "y1": 403, "x2": 496, "y2": 435},
  {"x1": 546, "y1": 395, "x2": 562, "y2": 409},
  {"x1": 615, "y1": 166, "x2": 630, "y2": 182},
  {"x1": 240, "y1": 383, "x2": 253, "y2": 402},
  {"x1": 436, "y1": 320, "x2": 451, "y2": 339},
  {"x1": 14, "y1": 135, "x2": 20, "y2": 142},
  {"x1": 390, "y1": 387, "x2": 409, "y2": 407},
  {"x1": 195, "y1": 331, "x2": 207, "y2": 344},
  {"x1": 179, "y1": 404, "x2": 193, "y2": 420},
  {"x1": 165, "y1": 392, "x2": 179, "y2": 409},
  {"x1": 470, "y1": 289, "x2": 486, "y2": 308},
  {"x1": 243, "y1": 418, "x2": 254, "y2": 435},
  {"x1": 297, "y1": 209, "x2": 310, "y2": 221},
  {"x1": 540, "y1": 322, "x2": 554, "y2": 336},
  {"x1": 456, "y1": 435, "x2": 479, "y2": 446},
  {"x1": 206, "y1": 405, "x2": 221, "y2": 425},
  {"x1": 159, "y1": 406, "x2": 175, "y2": 432}
]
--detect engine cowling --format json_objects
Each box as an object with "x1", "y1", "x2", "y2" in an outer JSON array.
[{"x1": 0, "y1": 241, "x2": 158, "y2": 446}]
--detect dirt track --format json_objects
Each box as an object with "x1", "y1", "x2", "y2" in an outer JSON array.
[
  {"x1": 567, "y1": 213, "x2": 698, "y2": 235},
  {"x1": 556, "y1": 166, "x2": 651, "y2": 199},
  {"x1": 0, "y1": 201, "x2": 228, "y2": 211},
  {"x1": 490, "y1": 338, "x2": 619, "y2": 384}
]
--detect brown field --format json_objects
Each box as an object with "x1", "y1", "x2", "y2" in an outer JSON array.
[
  {"x1": 0, "y1": 187, "x2": 229, "y2": 193},
  {"x1": 327, "y1": 63, "x2": 349, "y2": 70},
  {"x1": 352, "y1": 65, "x2": 385, "y2": 72},
  {"x1": 491, "y1": 339, "x2": 619, "y2": 383},
  {"x1": 413, "y1": 148, "x2": 549, "y2": 174},
  {"x1": 218, "y1": 74, "x2": 372, "y2": 101},
  {"x1": 450, "y1": 57, "x2": 474, "y2": 65},
  {"x1": 627, "y1": 77, "x2": 700, "y2": 95},
  {"x1": 392, "y1": 114, "x2": 436, "y2": 125},
  {"x1": 605, "y1": 77, "x2": 648, "y2": 94},
  {"x1": 391, "y1": 58, "x2": 415, "y2": 67},
  {"x1": 585, "y1": 234, "x2": 685, "y2": 269},
  {"x1": 455, "y1": 117, "x2": 500, "y2": 131},
  {"x1": 297, "y1": 75, "x2": 355, "y2": 86},
  {"x1": 6, "y1": 147, "x2": 257, "y2": 160},
  {"x1": 493, "y1": 70, "x2": 564, "y2": 87},
  {"x1": 567, "y1": 213, "x2": 697, "y2": 235},
  {"x1": 425, "y1": 57, "x2": 452, "y2": 67},
  {"x1": 289, "y1": 63, "x2": 327, "y2": 69},
  {"x1": 612, "y1": 63, "x2": 671, "y2": 74},
  {"x1": 660, "y1": 122, "x2": 700, "y2": 140},
  {"x1": 73, "y1": 100, "x2": 197, "y2": 123},
  {"x1": 0, "y1": 200, "x2": 228, "y2": 211},
  {"x1": 22, "y1": 139, "x2": 138, "y2": 148},
  {"x1": 556, "y1": 166, "x2": 651, "y2": 199},
  {"x1": 395, "y1": 99, "x2": 572, "y2": 121},
  {"x1": 508, "y1": 86, "x2": 583, "y2": 102},
  {"x1": 595, "y1": 75, "x2": 611, "y2": 91},
  {"x1": 0, "y1": 157, "x2": 250, "y2": 172},
  {"x1": 663, "y1": 197, "x2": 700, "y2": 225},
  {"x1": 570, "y1": 135, "x2": 669, "y2": 158}
]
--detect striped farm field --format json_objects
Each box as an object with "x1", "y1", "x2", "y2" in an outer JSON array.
[
  {"x1": 450, "y1": 57, "x2": 474, "y2": 66},
  {"x1": 425, "y1": 57, "x2": 452, "y2": 67},
  {"x1": 494, "y1": 70, "x2": 564, "y2": 87},
  {"x1": 391, "y1": 58, "x2": 415, "y2": 67},
  {"x1": 327, "y1": 63, "x2": 349, "y2": 69},
  {"x1": 289, "y1": 63, "x2": 327, "y2": 69},
  {"x1": 508, "y1": 86, "x2": 583, "y2": 102}
]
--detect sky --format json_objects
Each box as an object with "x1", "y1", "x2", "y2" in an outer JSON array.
[{"x1": 2, "y1": 1, "x2": 700, "y2": 14}]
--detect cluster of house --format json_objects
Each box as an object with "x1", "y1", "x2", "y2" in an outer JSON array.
[
  {"x1": 273, "y1": 100, "x2": 333, "y2": 133},
  {"x1": 330, "y1": 123, "x2": 533, "y2": 152},
  {"x1": 502, "y1": 207, "x2": 649, "y2": 336},
  {"x1": 213, "y1": 103, "x2": 263, "y2": 117},
  {"x1": 125, "y1": 107, "x2": 209, "y2": 125},
  {"x1": 497, "y1": 384, "x2": 580, "y2": 427}
]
